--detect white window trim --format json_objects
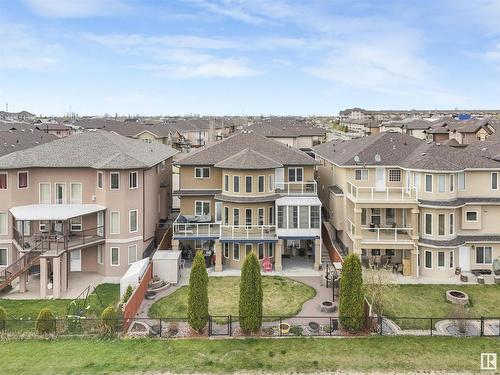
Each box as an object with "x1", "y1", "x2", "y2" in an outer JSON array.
[
  {"x1": 258, "y1": 175, "x2": 265, "y2": 193},
  {"x1": 110, "y1": 211, "x2": 121, "y2": 234},
  {"x1": 97, "y1": 245, "x2": 103, "y2": 265},
  {"x1": 195, "y1": 200, "x2": 210, "y2": 216},
  {"x1": 492, "y1": 172, "x2": 498, "y2": 191},
  {"x1": 245, "y1": 175, "x2": 253, "y2": 194},
  {"x1": 128, "y1": 244, "x2": 138, "y2": 265},
  {"x1": 129, "y1": 209, "x2": 138, "y2": 233},
  {"x1": 449, "y1": 250, "x2": 454, "y2": 269},
  {"x1": 233, "y1": 175, "x2": 240, "y2": 193},
  {"x1": 258, "y1": 243, "x2": 265, "y2": 260},
  {"x1": 449, "y1": 174, "x2": 454, "y2": 192},
  {"x1": 97, "y1": 171, "x2": 104, "y2": 189},
  {"x1": 194, "y1": 167, "x2": 210, "y2": 179},
  {"x1": 437, "y1": 213, "x2": 446, "y2": 237},
  {"x1": 269, "y1": 174, "x2": 274, "y2": 192},
  {"x1": 449, "y1": 213, "x2": 454, "y2": 235},
  {"x1": 70, "y1": 182, "x2": 83, "y2": 204},
  {"x1": 437, "y1": 174, "x2": 446, "y2": 193},
  {"x1": 0, "y1": 212, "x2": 8, "y2": 235},
  {"x1": 458, "y1": 172, "x2": 466, "y2": 191},
  {"x1": 233, "y1": 208, "x2": 240, "y2": 226},
  {"x1": 424, "y1": 250, "x2": 433, "y2": 269},
  {"x1": 129, "y1": 171, "x2": 138, "y2": 190},
  {"x1": 17, "y1": 170, "x2": 29, "y2": 189},
  {"x1": 288, "y1": 167, "x2": 304, "y2": 182},
  {"x1": 424, "y1": 174, "x2": 433, "y2": 193},
  {"x1": 257, "y1": 207, "x2": 265, "y2": 226},
  {"x1": 388, "y1": 169, "x2": 401, "y2": 182},
  {"x1": 223, "y1": 174, "x2": 229, "y2": 192},
  {"x1": 223, "y1": 243, "x2": 229, "y2": 259},
  {"x1": 233, "y1": 243, "x2": 240, "y2": 261},
  {"x1": 476, "y1": 246, "x2": 493, "y2": 265},
  {"x1": 355, "y1": 169, "x2": 368, "y2": 181},
  {"x1": 110, "y1": 247, "x2": 120, "y2": 267},
  {"x1": 437, "y1": 251, "x2": 446, "y2": 270},
  {"x1": 39, "y1": 182, "x2": 51, "y2": 204},
  {"x1": 54, "y1": 182, "x2": 67, "y2": 204},
  {"x1": 465, "y1": 210, "x2": 479, "y2": 222},
  {"x1": 0, "y1": 172, "x2": 7, "y2": 190},
  {"x1": 110, "y1": 172, "x2": 120, "y2": 190},
  {"x1": 424, "y1": 213, "x2": 433, "y2": 235},
  {"x1": 0, "y1": 247, "x2": 7, "y2": 267}
]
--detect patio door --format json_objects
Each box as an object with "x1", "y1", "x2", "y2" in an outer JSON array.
[
  {"x1": 375, "y1": 167, "x2": 385, "y2": 191},
  {"x1": 70, "y1": 249, "x2": 82, "y2": 272},
  {"x1": 459, "y1": 246, "x2": 470, "y2": 271}
]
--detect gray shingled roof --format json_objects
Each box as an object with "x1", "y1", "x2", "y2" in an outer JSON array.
[
  {"x1": 419, "y1": 197, "x2": 500, "y2": 207},
  {"x1": 215, "y1": 193, "x2": 281, "y2": 203},
  {"x1": 313, "y1": 132, "x2": 500, "y2": 171},
  {"x1": 215, "y1": 148, "x2": 282, "y2": 170},
  {"x1": 419, "y1": 235, "x2": 500, "y2": 247},
  {"x1": 0, "y1": 129, "x2": 57, "y2": 157},
  {"x1": 176, "y1": 132, "x2": 318, "y2": 167},
  {"x1": 0, "y1": 130, "x2": 178, "y2": 169}
]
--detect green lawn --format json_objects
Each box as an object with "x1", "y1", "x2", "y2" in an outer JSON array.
[
  {"x1": 0, "y1": 336, "x2": 498, "y2": 374},
  {"x1": 0, "y1": 283, "x2": 120, "y2": 319},
  {"x1": 149, "y1": 276, "x2": 316, "y2": 318},
  {"x1": 383, "y1": 284, "x2": 500, "y2": 330}
]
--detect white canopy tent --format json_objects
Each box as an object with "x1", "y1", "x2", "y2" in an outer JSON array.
[{"x1": 9, "y1": 204, "x2": 106, "y2": 221}]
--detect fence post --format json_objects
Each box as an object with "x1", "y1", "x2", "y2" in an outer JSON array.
[
  {"x1": 229, "y1": 315, "x2": 232, "y2": 336},
  {"x1": 329, "y1": 317, "x2": 333, "y2": 336},
  {"x1": 480, "y1": 317, "x2": 484, "y2": 337},
  {"x1": 159, "y1": 318, "x2": 162, "y2": 338},
  {"x1": 208, "y1": 315, "x2": 211, "y2": 337},
  {"x1": 379, "y1": 316, "x2": 383, "y2": 336},
  {"x1": 430, "y1": 318, "x2": 433, "y2": 336},
  {"x1": 279, "y1": 317, "x2": 282, "y2": 337}
]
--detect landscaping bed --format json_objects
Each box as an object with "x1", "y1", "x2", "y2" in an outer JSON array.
[{"x1": 148, "y1": 276, "x2": 315, "y2": 319}]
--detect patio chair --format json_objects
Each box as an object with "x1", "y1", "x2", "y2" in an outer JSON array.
[{"x1": 262, "y1": 257, "x2": 272, "y2": 272}]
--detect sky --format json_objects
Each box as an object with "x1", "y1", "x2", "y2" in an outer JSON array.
[{"x1": 1, "y1": 0, "x2": 500, "y2": 116}]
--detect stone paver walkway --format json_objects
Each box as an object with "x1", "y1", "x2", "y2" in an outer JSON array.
[{"x1": 289, "y1": 276, "x2": 338, "y2": 317}]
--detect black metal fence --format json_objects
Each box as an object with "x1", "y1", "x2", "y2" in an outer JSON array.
[{"x1": 0, "y1": 315, "x2": 499, "y2": 338}]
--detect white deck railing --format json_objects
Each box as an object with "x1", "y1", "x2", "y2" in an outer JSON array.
[
  {"x1": 276, "y1": 181, "x2": 317, "y2": 195},
  {"x1": 220, "y1": 225, "x2": 277, "y2": 240},
  {"x1": 360, "y1": 227, "x2": 413, "y2": 242},
  {"x1": 346, "y1": 182, "x2": 417, "y2": 201}
]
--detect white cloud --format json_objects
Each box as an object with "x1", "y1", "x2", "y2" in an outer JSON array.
[
  {"x1": 0, "y1": 23, "x2": 62, "y2": 70},
  {"x1": 21, "y1": 0, "x2": 130, "y2": 18}
]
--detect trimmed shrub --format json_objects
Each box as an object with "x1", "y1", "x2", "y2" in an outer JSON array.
[
  {"x1": 239, "y1": 252, "x2": 263, "y2": 333},
  {"x1": 100, "y1": 305, "x2": 118, "y2": 334},
  {"x1": 122, "y1": 285, "x2": 133, "y2": 304},
  {"x1": 0, "y1": 306, "x2": 6, "y2": 332},
  {"x1": 187, "y1": 250, "x2": 209, "y2": 332},
  {"x1": 36, "y1": 307, "x2": 56, "y2": 334},
  {"x1": 339, "y1": 254, "x2": 365, "y2": 331}
]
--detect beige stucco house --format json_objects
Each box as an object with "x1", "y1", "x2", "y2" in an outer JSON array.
[
  {"x1": 172, "y1": 131, "x2": 322, "y2": 272},
  {"x1": 314, "y1": 132, "x2": 500, "y2": 279},
  {"x1": 0, "y1": 130, "x2": 177, "y2": 298}
]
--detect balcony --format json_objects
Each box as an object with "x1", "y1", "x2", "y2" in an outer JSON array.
[
  {"x1": 360, "y1": 227, "x2": 414, "y2": 244},
  {"x1": 346, "y1": 182, "x2": 418, "y2": 202},
  {"x1": 173, "y1": 222, "x2": 221, "y2": 239},
  {"x1": 13, "y1": 226, "x2": 105, "y2": 256},
  {"x1": 220, "y1": 225, "x2": 277, "y2": 241},
  {"x1": 276, "y1": 181, "x2": 317, "y2": 196}
]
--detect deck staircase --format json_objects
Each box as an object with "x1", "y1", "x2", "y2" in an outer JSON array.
[{"x1": 0, "y1": 243, "x2": 43, "y2": 292}]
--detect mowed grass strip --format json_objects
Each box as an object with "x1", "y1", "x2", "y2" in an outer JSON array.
[
  {"x1": 0, "y1": 336, "x2": 498, "y2": 374},
  {"x1": 149, "y1": 276, "x2": 316, "y2": 318}
]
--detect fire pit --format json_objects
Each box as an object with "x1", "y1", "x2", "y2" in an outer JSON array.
[
  {"x1": 446, "y1": 290, "x2": 469, "y2": 305},
  {"x1": 145, "y1": 291, "x2": 157, "y2": 300},
  {"x1": 320, "y1": 300, "x2": 336, "y2": 313}
]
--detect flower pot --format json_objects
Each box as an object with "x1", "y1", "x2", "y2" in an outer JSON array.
[{"x1": 279, "y1": 323, "x2": 290, "y2": 334}]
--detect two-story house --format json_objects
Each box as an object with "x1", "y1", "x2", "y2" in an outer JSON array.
[
  {"x1": 314, "y1": 132, "x2": 500, "y2": 279},
  {"x1": 172, "y1": 131, "x2": 322, "y2": 272},
  {"x1": 0, "y1": 130, "x2": 177, "y2": 298}
]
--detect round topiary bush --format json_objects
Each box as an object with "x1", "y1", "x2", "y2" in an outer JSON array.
[
  {"x1": 36, "y1": 307, "x2": 56, "y2": 334},
  {"x1": 0, "y1": 306, "x2": 6, "y2": 332}
]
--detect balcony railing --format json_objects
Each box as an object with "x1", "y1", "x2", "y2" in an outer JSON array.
[
  {"x1": 346, "y1": 217, "x2": 355, "y2": 236},
  {"x1": 360, "y1": 227, "x2": 414, "y2": 243},
  {"x1": 13, "y1": 226, "x2": 105, "y2": 255},
  {"x1": 276, "y1": 181, "x2": 317, "y2": 195},
  {"x1": 346, "y1": 182, "x2": 417, "y2": 202},
  {"x1": 173, "y1": 222, "x2": 221, "y2": 238},
  {"x1": 220, "y1": 225, "x2": 276, "y2": 240}
]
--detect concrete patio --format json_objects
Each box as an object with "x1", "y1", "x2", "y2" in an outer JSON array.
[{"x1": 1, "y1": 272, "x2": 120, "y2": 300}]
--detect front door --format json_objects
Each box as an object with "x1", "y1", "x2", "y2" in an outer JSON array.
[
  {"x1": 459, "y1": 246, "x2": 470, "y2": 271},
  {"x1": 70, "y1": 249, "x2": 82, "y2": 272},
  {"x1": 376, "y1": 167, "x2": 385, "y2": 191}
]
